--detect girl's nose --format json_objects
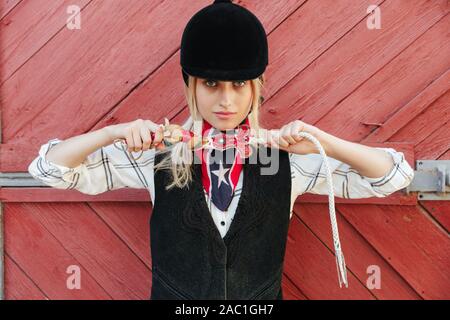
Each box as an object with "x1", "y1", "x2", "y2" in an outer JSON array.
[{"x1": 220, "y1": 83, "x2": 234, "y2": 104}]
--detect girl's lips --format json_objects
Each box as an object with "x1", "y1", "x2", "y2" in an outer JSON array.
[{"x1": 214, "y1": 112, "x2": 236, "y2": 119}]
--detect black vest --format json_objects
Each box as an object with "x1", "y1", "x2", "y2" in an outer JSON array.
[{"x1": 150, "y1": 146, "x2": 292, "y2": 299}]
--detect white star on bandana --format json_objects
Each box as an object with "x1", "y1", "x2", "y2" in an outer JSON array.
[{"x1": 211, "y1": 161, "x2": 231, "y2": 189}]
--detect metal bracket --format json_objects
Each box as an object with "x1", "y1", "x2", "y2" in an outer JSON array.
[
  {"x1": 0, "y1": 172, "x2": 47, "y2": 187},
  {"x1": 406, "y1": 160, "x2": 450, "y2": 200}
]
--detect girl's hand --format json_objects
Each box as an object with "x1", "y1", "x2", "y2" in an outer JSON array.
[
  {"x1": 106, "y1": 119, "x2": 166, "y2": 152},
  {"x1": 266, "y1": 120, "x2": 325, "y2": 155}
]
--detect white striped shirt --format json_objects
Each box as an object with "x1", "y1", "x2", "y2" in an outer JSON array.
[{"x1": 28, "y1": 138, "x2": 415, "y2": 238}]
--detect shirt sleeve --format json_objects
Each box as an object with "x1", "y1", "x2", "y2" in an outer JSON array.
[
  {"x1": 290, "y1": 147, "x2": 415, "y2": 199},
  {"x1": 28, "y1": 138, "x2": 156, "y2": 199}
]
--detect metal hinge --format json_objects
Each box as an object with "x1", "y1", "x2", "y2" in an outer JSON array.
[{"x1": 405, "y1": 160, "x2": 450, "y2": 200}]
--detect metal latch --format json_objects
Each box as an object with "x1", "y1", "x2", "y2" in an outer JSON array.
[{"x1": 406, "y1": 160, "x2": 450, "y2": 200}]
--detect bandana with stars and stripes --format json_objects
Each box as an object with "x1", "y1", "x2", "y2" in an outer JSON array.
[{"x1": 195, "y1": 117, "x2": 250, "y2": 211}]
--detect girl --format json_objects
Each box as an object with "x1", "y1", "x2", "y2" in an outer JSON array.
[{"x1": 28, "y1": 0, "x2": 414, "y2": 300}]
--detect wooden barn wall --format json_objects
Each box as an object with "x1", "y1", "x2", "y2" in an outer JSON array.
[{"x1": 0, "y1": 0, "x2": 449, "y2": 299}]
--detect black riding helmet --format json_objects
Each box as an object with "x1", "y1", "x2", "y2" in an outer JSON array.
[{"x1": 180, "y1": 0, "x2": 268, "y2": 87}]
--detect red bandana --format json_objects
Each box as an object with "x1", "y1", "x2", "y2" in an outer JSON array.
[{"x1": 194, "y1": 117, "x2": 251, "y2": 211}]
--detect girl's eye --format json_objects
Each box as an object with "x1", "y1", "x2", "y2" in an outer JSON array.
[
  {"x1": 205, "y1": 80, "x2": 217, "y2": 87},
  {"x1": 204, "y1": 80, "x2": 246, "y2": 87}
]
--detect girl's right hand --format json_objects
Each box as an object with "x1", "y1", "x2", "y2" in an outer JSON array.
[{"x1": 106, "y1": 119, "x2": 166, "y2": 152}]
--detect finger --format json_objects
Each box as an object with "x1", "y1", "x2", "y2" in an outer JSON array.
[
  {"x1": 279, "y1": 136, "x2": 290, "y2": 148},
  {"x1": 144, "y1": 120, "x2": 162, "y2": 146},
  {"x1": 125, "y1": 132, "x2": 134, "y2": 152},
  {"x1": 153, "y1": 125, "x2": 165, "y2": 146},
  {"x1": 269, "y1": 130, "x2": 285, "y2": 149},
  {"x1": 140, "y1": 126, "x2": 152, "y2": 151},
  {"x1": 272, "y1": 130, "x2": 290, "y2": 148},
  {"x1": 268, "y1": 130, "x2": 279, "y2": 147},
  {"x1": 131, "y1": 127, "x2": 142, "y2": 152},
  {"x1": 291, "y1": 121, "x2": 304, "y2": 142},
  {"x1": 272, "y1": 136, "x2": 289, "y2": 151},
  {"x1": 281, "y1": 125, "x2": 297, "y2": 145}
]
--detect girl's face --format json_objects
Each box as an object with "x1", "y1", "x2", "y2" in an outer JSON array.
[{"x1": 195, "y1": 77, "x2": 253, "y2": 131}]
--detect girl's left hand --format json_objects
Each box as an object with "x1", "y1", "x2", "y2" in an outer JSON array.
[{"x1": 266, "y1": 120, "x2": 325, "y2": 155}]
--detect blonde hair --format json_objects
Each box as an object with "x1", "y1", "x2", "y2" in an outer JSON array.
[{"x1": 153, "y1": 75, "x2": 266, "y2": 190}]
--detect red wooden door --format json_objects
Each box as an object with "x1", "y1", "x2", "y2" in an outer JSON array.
[{"x1": 1, "y1": 0, "x2": 448, "y2": 299}]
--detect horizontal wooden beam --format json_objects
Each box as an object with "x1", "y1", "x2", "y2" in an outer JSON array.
[{"x1": 0, "y1": 187, "x2": 417, "y2": 205}]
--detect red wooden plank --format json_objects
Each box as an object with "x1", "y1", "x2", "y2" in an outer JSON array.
[
  {"x1": 309, "y1": 9, "x2": 450, "y2": 143},
  {"x1": 363, "y1": 70, "x2": 450, "y2": 143},
  {"x1": 92, "y1": 202, "x2": 152, "y2": 268},
  {"x1": 0, "y1": 0, "x2": 91, "y2": 83},
  {"x1": 4, "y1": 254, "x2": 48, "y2": 300},
  {"x1": 421, "y1": 201, "x2": 450, "y2": 234},
  {"x1": 0, "y1": 186, "x2": 416, "y2": 205},
  {"x1": 4, "y1": 203, "x2": 111, "y2": 299},
  {"x1": 0, "y1": 0, "x2": 21, "y2": 20},
  {"x1": 414, "y1": 119, "x2": 450, "y2": 160},
  {"x1": 295, "y1": 203, "x2": 422, "y2": 299},
  {"x1": 284, "y1": 214, "x2": 375, "y2": 299},
  {"x1": 0, "y1": 141, "x2": 29, "y2": 171},
  {"x1": 281, "y1": 273, "x2": 308, "y2": 300},
  {"x1": 383, "y1": 90, "x2": 450, "y2": 157},
  {"x1": 2, "y1": 0, "x2": 162, "y2": 143},
  {"x1": 439, "y1": 149, "x2": 450, "y2": 159},
  {"x1": 340, "y1": 205, "x2": 450, "y2": 299},
  {"x1": 0, "y1": 187, "x2": 151, "y2": 202},
  {"x1": 298, "y1": 193, "x2": 416, "y2": 206},
  {"x1": 262, "y1": 0, "x2": 383, "y2": 120},
  {"x1": 262, "y1": 0, "x2": 448, "y2": 132},
  {"x1": 171, "y1": 98, "x2": 195, "y2": 124},
  {"x1": 28, "y1": 202, "x2": 152, "y2": 299}
]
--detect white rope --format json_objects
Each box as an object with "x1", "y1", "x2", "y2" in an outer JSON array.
[
  {"x1": 295, "y1": 132, "x2": 348, "y2": 288},
  {"x1": 251, "y1": 131, "x2": 348, "y2": 288}
]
